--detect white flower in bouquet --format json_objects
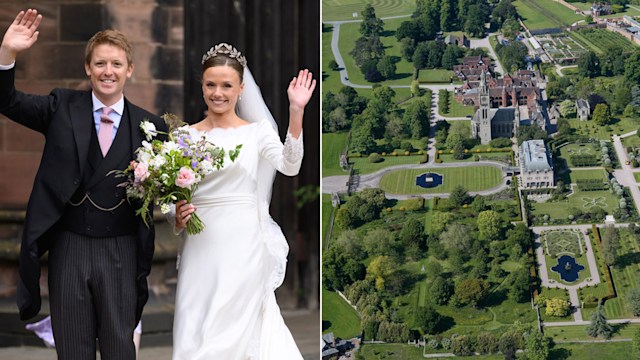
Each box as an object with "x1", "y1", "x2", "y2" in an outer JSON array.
[
  {"x1": 140, "y1": 121, "x2": 158, "y2": 141},
  {"x1": 150, "y1": 154, "x2": 167, "y2": 170}
]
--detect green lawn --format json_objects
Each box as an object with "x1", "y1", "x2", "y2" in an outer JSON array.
[
  {"x1": 569, "y1": 117, "x2": 640, "y2": 140},
  {"x1": 322, "y1": 132, "x2": 349, "y2": 177},
  {"x1": 322, "y1": 287, "x2": 361, "y2": 338},
  {"x1": 566, "y1": 168, "x2": 608, "y2": 183},
  {"x1": 439, "y1": 91, "x2": 475, "y2": 117},
  {"x1": 545, "y1": 323, "x2": 640, "y2": 341},
  {"x1": 514, "y1": 0, "x2": 584, "y2": 30},
  {"x1": 322, "y1": 0, "x2": 415, "y2": 21},
  {"x1": 599, "y1": 228, "x2": 640, "y2": 319},
  {"x1": 418, "y1": 69, "x2": 457, "y2": 84},
  {"x1": 379, "y1": 166, "x2": 503, "y2": 194},
  {"x1": 350, "y1": 154, "x2": 424, "y2": 175},
  {"x1": 322, "y1": 25, "x2": 343, "y2": 97},
  {"x1": 558, "y1": 143, "x2": 602, "y2": 168},
  {"x1": 634, "y1": 173, "x2": 640, "y2": 182},
  {"x1": 531, "y1": 189, "x2": 620, "y2": 220}
]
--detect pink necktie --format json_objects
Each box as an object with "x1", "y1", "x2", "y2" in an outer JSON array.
[{"x1": 98, "y1": 107, "x2": 114, "y2": 156}]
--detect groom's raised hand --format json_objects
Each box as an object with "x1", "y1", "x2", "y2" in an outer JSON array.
[{"x1": 0, "y1": 9, "x2": 42, "y2": 65}]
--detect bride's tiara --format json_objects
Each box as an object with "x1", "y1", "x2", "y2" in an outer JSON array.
[{"x1": 201, "y1": 43, "x2": 247, "y2": 67}]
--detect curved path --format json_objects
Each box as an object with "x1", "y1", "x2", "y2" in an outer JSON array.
[{"x1": 322, "y1": 160, "x2": 510, "y2": 199}]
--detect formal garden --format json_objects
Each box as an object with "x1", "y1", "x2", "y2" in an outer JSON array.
[{"x1": 540, "y1": 229, "x2": 590, "y2": 285}]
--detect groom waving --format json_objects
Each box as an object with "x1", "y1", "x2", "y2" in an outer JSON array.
[{"x1": 0, "y1": 9, "x2": 166, "y2": 358}]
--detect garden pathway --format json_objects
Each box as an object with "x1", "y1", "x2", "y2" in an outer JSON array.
[
  {"x1": 321, "y1": 160, "x2": 510, "y2": 198},
  {"x1": 612, "y1": 132, "x2": 640, "y2": 216},
  {"x1": 532, "y1": 225, "x2": 602, "y2": 322}
]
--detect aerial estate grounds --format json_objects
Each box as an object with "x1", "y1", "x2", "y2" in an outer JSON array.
[
  {"x1": 379, "y1": 166, "x2": 504, "y2": 194},
  {"x1": 321, "y1": 0, "x2": 640, "y2": 357}
]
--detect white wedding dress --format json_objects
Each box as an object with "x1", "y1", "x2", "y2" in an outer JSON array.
[{"x1": 172, "y1": 120, "x2": 304, "y2": 359}]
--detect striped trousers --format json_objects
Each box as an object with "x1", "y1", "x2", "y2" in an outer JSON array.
[{"x1": 48, "y1": 230, "x2": 138, "y2": 360}]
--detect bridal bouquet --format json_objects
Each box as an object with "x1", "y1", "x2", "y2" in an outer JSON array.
[{"x1": 115, "y1": 114, "x2": 241, "y2": 235}]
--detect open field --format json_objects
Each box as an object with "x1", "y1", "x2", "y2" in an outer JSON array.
[
  {"x1": 322, "y1": 132, "x2": 349, "y2": 177},
  {"x1": 322, "y1": 288, "x2": 361, "y2": 339},
  {"x1": 322, "y1": 0, "x2": 415, "y2": 21},
  {"x1": 514, "y1": 0, "x2": 584, "y2": 30},
  {"x1": 379, "y1": 166, "x2": 503, "y2": 194}
]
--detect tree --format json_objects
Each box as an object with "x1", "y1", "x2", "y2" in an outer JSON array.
[
  {"x1": 440, "y1": 0, "x2": 454, "y2": 31},
  {"x1": 455, "y1": 278, "x2": 489, "y2": 307},
  {"x1": 501, "y1": 18, "x2": 521, "y2": 41},
  {"x1": 492, "y1": 0, "x2": 518, "y2": 26},
  {"x1": 396, "y1": 21, "x2": 420, "y2": 41},
  {"x1": 359, "y1": 4, "x2": 384, "y2": 37},
  {"x1": 351, "y1": 36, "x2": 385, "y2": 67},
  {"x1": 400, "y1": 37, "x2": 416, "y2": 62},
  {"x1": 499, "y1": 331, "x2": 521, "y2": 360},
  {"x1": 627, "y1": 288, "x2": 640, "y2": 317},
  {"x1": 578, "y1": 51, "x2": 600, "y2": 78},
  {"x1": 496, "y1": 41, "x2": 528, "y2": 72},
  {"x1": 451, "y1": 335, "x2": 473, "y2": 356},
  {"x1": 413, "y1": 42, "x2": 430, "y2": 69},
  {"x1": 426, "y1": 40, "x2": 444, "y2": 69},
  {"x1": 449, "y1": 185, "x2": 470, "y2": 207},
  {"x1": 517, "y1": 124, "x2": 548, "y2": 145},
  {"x1": 404, "y1": 98, "x2": 430, "y2": 139},
  {"x1": 377, "y1": 55, "x2": 397, "y2": 79},
  {"x1": 545, "y1": 297, "x2": 571, "y2": 317},
  {"x1": 476, "y1": 332, "x2": 498, "y2": 354},
  {"x1": 322, "y1": 244, "x2": 366, "y2": 290},
  {"x1": 328, "y1": 59, "x2": 339, "y2": 71},
  {"x1": 625, "y1": 50, "x2": 640, "y2": 85},
  {"x1": 414, "y1": 305, "x2": 443, "y2": 334},
  {"x1": 326, "y1": 107, "x2": 349, "y2": 132},
  {"x1": 430, "y1": 276, "x2": 454, "y2": 305},
  {"x1": 523, "y1": 330, "x2": 552, "y2": 360},
  {"x1": 363, "y1": 228, "x2": 397, "y2": 258},
  {"x1": 367, "y1": 255, "x2": 397, "y2": 292},
  {"x1": 477, "y1": 210, "x2": 503, "y2": 240},
  {"x1": 361, "y1": 59, "x2": 383, "y2": 82},
  {"x1": 592, "y1": 103, "x2": 612, "y2": 126},
  {"x1": 559, "y1": 99, "x2": 576, "y2": 118},
  {"x1": 509, "y1": 267, "x2": 531, "y2": 303},
  {"x1": 440, "y1": 224, "x2": 472, "y2": 255},
  {"x1": 464, "y1": 5, "x2": 487, "y2": 38},
  {"x1": 350, "y1": 120, "x2": 377, "y2": 154},
  {"x1": 600, "y1": 224, "x2": 620, "y2": 266},
  {"x1": 506, "y1": 222, "x2": 533, "y2": 252},
  {"x1": 586, "y1": 303, "x2": 614, "y2": 339},
  {"x1": 442, "y1": 44, "x2": 463, "y2": 69},
  {"x1": 400, "y1": 218, "x2": 425, "y2": 259},
  {"x1": 429, "y1": 211, "x2": 453, "y2": 236}
]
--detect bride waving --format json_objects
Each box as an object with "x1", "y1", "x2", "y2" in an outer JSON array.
[{"x1": 170, "y1": 43, "x2": 316, "y2": 359}]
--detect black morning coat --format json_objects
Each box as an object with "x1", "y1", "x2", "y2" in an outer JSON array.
[{"x1": 0, "y1": 67, "x2": 168, "y2": 321}]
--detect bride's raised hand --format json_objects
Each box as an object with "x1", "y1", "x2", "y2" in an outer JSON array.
[
  {"x1": 287, "y1": 69, "x2": 316, "y2": 112},
  {"x1": 1, "y1": 9, "x2": 42, "y2": 57}
]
